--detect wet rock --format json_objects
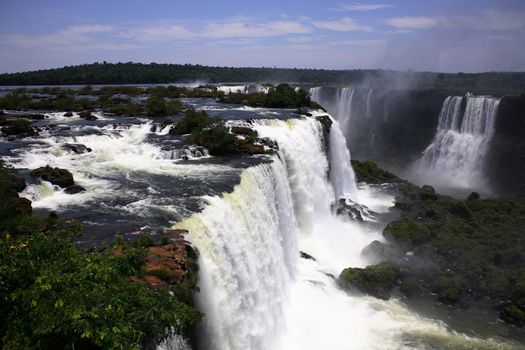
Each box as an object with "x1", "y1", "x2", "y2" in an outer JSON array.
[
  {"x1": 22, "y1": 113, "x2": 46, "y2": 120},
  {"x1": 63, "y1": 143, "x2": 92, "y2": 154},
  {"x1": 1, "y1": 118, "x2": 38, "y2": 138},
  {"x1": 335, "y1": 198, "x2": 377, "y2": 221},
  {"x1": 300, "y1": 251, "x2": 316, "y2": 261},
  {"x1": 79, "y1": 111, "x2": 98, "y2": 120},
  {"x1": 140, "y1": 232, "x2": 192, "y2": 288},
  {"x1": 230, "y1": 126, "x2": 257, "y2": 138},
  {"x1": 64, "y1": 185, "x2": 86, "y2": 194},
  {"x1": 11, "y1": 174, "x2": 26, "y2": 193},
  {"x1": 339, "y1": 262, "x2": 399, "y2": 300},
  {"x1": 30, "y1": 166, "x2": 74, "y2": 188},
  {"x1": 63, "y1": 111, "x2": 74, "y2": 117},
  {"x1": 15, "y1": 197, "x2": 32, "y2": 215},
  {"x1": 316, "y1": 115, "x2": 332, "y2": 134}
]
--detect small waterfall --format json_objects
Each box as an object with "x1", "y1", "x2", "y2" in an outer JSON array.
[
  {"x1": 365, "y1": 89, "x2": 374, "y2": 118},
  {"x1": 418, "y1": 95, "x2": 500, "y2": 189},
  {"x1": 309, "y1": 87, "x2": 321, "y2": 103},
  {"x1": 335, "y1": 87, "x2": 355, "y2": 132},
  {"x1": 329, "y1": 119, "x2": 358, "y2": 200}
]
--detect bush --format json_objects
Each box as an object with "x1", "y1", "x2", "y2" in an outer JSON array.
[
  {"x1": 171, "y1": 109, "x2": 216, "y2": 135},
  {"x1": 190, "y1": 126, "x2": 237, "y2": 155},
  {"x1": 340, "y1": 262, "x2": 398, "y2": 300},
  {"x1": 0, "y1": 229, "x2": 201, "y2": 349},
  {"x1": 383, "y1": 218, "x2": 431, "y2": 248}
]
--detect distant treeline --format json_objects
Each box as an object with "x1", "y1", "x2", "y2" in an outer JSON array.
[{"x1": 0, "y1": 62, "x2": 524, "y2": 94}]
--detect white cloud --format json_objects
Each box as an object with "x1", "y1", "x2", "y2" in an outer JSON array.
[
  {"x1": 119, "y1": 24, "x2": 192, "y2": 41},
  {"x1": 385, "y1": 11, "x2": 525, "y2": 30},
  {"x1": 330, "y1": 39, "x2": 386, "y2": 46},
  {"x1": 336, "y1": 3, "x2": 394, "y2": 11},
  {"x1": 203, "y1": 20, "x2": 310, "y2": 38},
  {"x1": 384, "y1": 16, "x2": 439, "y2": 29},
  {"x1": 6, "y1": 24, "x2": 114, "y2": 47},
  {"x1": 313, "y1": 17, "x2": 372, "y2": 31},
  {"x1": 120, "y1": 20, "x2": 310, "y2": 42}
]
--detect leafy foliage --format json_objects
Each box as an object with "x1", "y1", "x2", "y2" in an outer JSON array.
[
  {"x1": 344, "y1": 160, "x2": 525, "y2": 325},
  {"x1": 0, "y1": 162, "x2": 202, "y2": 348},
  {"x1": 1, "y1": 63, "x2": 525, "y2": 95},
  {"x1": 220, "y1": 84, "x2": 322, "y2": 109}
]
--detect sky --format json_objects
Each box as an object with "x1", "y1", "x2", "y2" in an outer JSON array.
[{"x1": 1, "y1": 0, "x2": 524, "y2": 73}]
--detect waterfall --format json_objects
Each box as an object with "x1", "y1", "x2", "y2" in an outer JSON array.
[
  {"x1": 176, "y1": 160, "x2": 299, "y2": 350},
  {"x1": 335, "y1": 87, "x2": 355, "y2": 132},
  {"x1": 309, "y1": 87, "x2": 321, "y2": 103},
  {"x1": 329, "y1": 119, "x2": 358, "y2": 200},
  {"x1": 167, "y1": 116, "x2": 512, "y2": 350},
  {"x1": 366, "y1": 89, "x2": 374, "y2": 118},
  {"x1": 417, "y1": 95, "x2": 500, "y2": 189}
]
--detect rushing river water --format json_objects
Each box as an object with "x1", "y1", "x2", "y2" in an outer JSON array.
[{"x1": 1, "y1": 97, "x2": 523, "y2": 349}]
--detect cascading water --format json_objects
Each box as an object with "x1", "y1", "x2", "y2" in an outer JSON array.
[
  {"x1": 328, "y1": 118, "x2": 358, "y2": 200},
  {"x1": 2, "y1": 105, "x2": 518, "y2": 349},
  {"x1": 176, "y1": 161, "x2": 299, "y2": 350},
  {"x1": 335, "y1": 87, "x2": 355, "y2": 132},
  {"x1": 417, "y1": 95, "x2": 500, "y2": 189},
  {"x1": 170, "y1": 116, "x2": 515, "y2": 350},
  {"x1": 366, "y1": 89, "x2": 374, "y2": 118}
]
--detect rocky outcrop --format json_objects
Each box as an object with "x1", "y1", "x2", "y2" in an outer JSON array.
[
  {"x1": 62, "y1": 143, "x2": 92, "y2": 154},
  {"x1": 339, "y1": 262, "x2": 399, "y2": 300},
  {"x1": 334, "y1": 198, "x2": 377, "y2": 221},
  {"x1": 0, "y1": 118, "x2": 38, "y2": 138},
  {"x1": 31, "y1": 166, "x2": 74, "y2": 188},
  {"x1": 30, "y1": 166, "x2": 85, "y2": 194},
  {"x1": 79, "y1": 111, "x2": 98, "y2": 120},
  {"x1": 115, "y1": 229, "x2": 196, "y2": 292},
  {"x1": 64, "y1": 185, "x2": 86, "y2": 194}
]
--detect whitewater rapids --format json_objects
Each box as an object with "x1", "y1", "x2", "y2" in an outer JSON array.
[{"x1": 174, "y1": 117, "x2": 516, "y2": 350}]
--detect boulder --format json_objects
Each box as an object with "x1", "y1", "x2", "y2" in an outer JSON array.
[
  {"x1": 300, "y1": 251, "x2": 316, "y2": 261},
  {"x1": 62, "y1": 143, "x2": 92, "y2": 154},
  {"x1": 1, "y1": 118, "x2": 38, "y2": 138},
  {"x1": 79, "y1": 111, "x2": 98, "y2": 120},
  {"x1": 335, "y1": 198, "x2": 377, "y2": 221},
  {"x1": 30, "y1": 166, "x2": 74, "y2": 188},
  {"x1": 64, "y1": 185, "x2": 86, "y2": 194},
  {"x1": 21, "y1": 113, "x2": 46, "y2": 120},
  {"x1": 63, "y1": 112, "x2": 74, "y2": 117},
  {"x1": 339, "y1": 262, "x2": 399, "y2": 300}
]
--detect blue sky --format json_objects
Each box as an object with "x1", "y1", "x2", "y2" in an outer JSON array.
[{"x1": 1, "y1": 0, "x2": 524, "y2": 73}]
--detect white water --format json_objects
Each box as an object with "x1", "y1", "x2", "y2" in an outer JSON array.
[
  {"x1": 6, "y1": 122, "x2": 228, "y2": 211},
  {"x1": 416, "y1": 95, "x2": 500, "y2": 190},
  {"x1": 217, "y1": 84, "x2": 270, "y2": 95},
  {"x1": 329, "y1": 118, "x2": 358, "y2": 200},
  {"x1": 366, "y1": 89, "x2": 374, "y2": 118},
  {"x1": 171, "y1": 117, "x2": 516, "y2": 350}
]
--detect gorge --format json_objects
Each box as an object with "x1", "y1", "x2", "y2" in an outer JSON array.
[{"x1": 1, "y1": 82, "x2": 524, "y2": 349}]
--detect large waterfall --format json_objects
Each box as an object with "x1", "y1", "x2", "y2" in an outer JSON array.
[
  {"x1": 416, "y1": 95, "x2": 500, "y2": 189},
  {"x1": 171, "y1": 117, "x2": 511, "y2": 350}
]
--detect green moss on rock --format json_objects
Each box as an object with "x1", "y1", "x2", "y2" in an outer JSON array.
[{"x1": 340, "y1": 262, "x2": 399, "y2": 300}]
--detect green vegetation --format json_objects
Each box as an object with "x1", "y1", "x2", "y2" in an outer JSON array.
[
  {"x1": 145, "y1": 96, "x2": 183, "y2": 117},
  {"x1": 171, "y1": 109, "x2": 270, "y2": 156},
  {"x1": 1, "y1": 63, "x2": 525, "y2": 95},
  {"x1": 340, "y1": 262, "x2": 399, "y2": 300},
  {"x1": 342, "y1": 160, "x2": 525, "y2": 326},
  {"x1": 0, "y1": 162, "x2": 202, "y2": 349},
  {"x1": 351, "y1": 159, "x2": 403, "y2": 184},
  {"x1": 220, "y1": 84, "x2": 322, "y2": 109},
  {"x1": 0, "y1": 118, "x2": 37, "y2": 137}
]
